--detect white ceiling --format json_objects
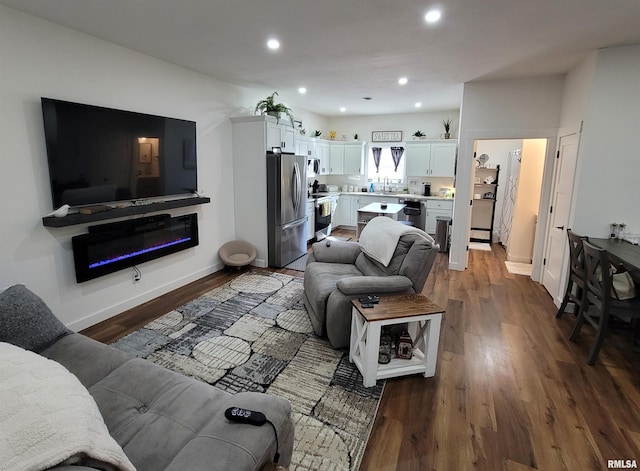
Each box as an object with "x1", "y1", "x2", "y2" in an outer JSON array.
[{"x1": 3, "y1": 0, "x2": 640, "y2": 117}]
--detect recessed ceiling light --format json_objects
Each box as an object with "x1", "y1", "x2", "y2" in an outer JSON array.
[
  {"x1": 298, "y1": 87, "x2": 307, "y2": 94},
  {"x1": 267, "y1": 38, "x2": 280, "y2": 50},
  {"x1": 398, "y1": 77, "x2": 408, "y2": 85},
  {"x1": 425, "y1": 9, "x2": 441, "y2": 23},
  {"x1": 340, "y1": 107, "x2": 346, "y2": 112},
  {"x1": 415, "y1": 102, "x2": 422, "y2": 108}
]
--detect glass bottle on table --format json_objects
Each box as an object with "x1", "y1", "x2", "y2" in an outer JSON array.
[
  {"x1": 618, "y1": 223, "x2": 626, "y2": 240},
  {"x1": 610, "y1": 223, "x2": 618, "y2": 239}
]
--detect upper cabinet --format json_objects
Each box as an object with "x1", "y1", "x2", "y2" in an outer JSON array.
[
  {"x1": 317, "y1": 141, "x2": 330, "y2": 174},
  {"x1": 404, "y1": 141, "x2": 457, "y2": 177},
  {"x1": 296, "y1": 136, "x2": 316, "y2": 157},
  {"x1": 329, "y1": 143, "x2": 345, "y2": 174},
  {"x1": 343, "y1": 141, "x2": 365, "y2": 175},
  {"x1": 266, "y1": 120, "x2": 295, "y2": 151}
]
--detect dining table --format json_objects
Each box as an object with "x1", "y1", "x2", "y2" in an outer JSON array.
[{"x1": 589, "y1": 238, "x2": 640, "y2": 275}]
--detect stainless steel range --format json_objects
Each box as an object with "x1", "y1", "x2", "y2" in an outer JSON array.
[{"x1": 310, "y1": 192, "x2": 339, "y2": 240}]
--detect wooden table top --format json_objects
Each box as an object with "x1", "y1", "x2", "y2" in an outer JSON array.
[
  {"x1": 589, "y1": 238, "x2": 640, "y2": 273},
  {"x1": 351, "y1": 293, "x2": 445, "y2": 322}
]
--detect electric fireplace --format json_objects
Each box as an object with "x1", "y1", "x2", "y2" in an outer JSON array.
[{"x1": 72, "y1": 213, "x2": 199, "y2": 283}]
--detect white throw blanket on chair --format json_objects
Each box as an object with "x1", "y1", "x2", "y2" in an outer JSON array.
[
  {"x1": 0, "y1": 342, "x2": 136, "y2": 471},
  {"x1": 358, "y1": 216, "x2": 436, "y2": 267}
]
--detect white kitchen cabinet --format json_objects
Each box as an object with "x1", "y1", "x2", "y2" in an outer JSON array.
[
  {"x1": 404, "y1": 141, "x2": 456, "y2": 177},
  {"x1": 317, "y1": 141, "x2": 330, "y2": 174},
  {"x1": 329, "y1": 144, "x2": 345, "y2": 174},
  {"x1": 306, "y1": 201, "x2": 315, "y2": 241},
  {"x1": 266, "y1": 121, "x2": 296, "y2": 152},
  {"x1": 335, "y1": 194, "x2": 352, "y2": 226},
  {"x1": 425, "y1": 199, "x2": 453, "y2": 234},
  {"x1": 343, "y1": 141, "x2": 365, "y2": 175},
  {"x1": 296, "y1": 136, "x2": 316, "y2": 157}
]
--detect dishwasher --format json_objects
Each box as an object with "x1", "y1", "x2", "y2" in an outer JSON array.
[{"x1": 398, "y1": 198, "x2": 425, "y2": 230}]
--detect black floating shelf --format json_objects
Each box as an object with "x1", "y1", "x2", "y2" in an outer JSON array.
[{"x1": 42, "y1": 197, "x2": 211, "y2": 228}]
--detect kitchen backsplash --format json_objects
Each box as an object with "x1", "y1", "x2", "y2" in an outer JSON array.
[{"x1": 309, "y1": 174, "x2": 454, "y2": 196}]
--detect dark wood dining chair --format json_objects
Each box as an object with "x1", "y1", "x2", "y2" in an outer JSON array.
[
  {"x1": 556, "y1": 229, "x2": 588, "y2": 319},
  {"x1": 569, "y1": 240, "x2": 640, "y2": 365}
]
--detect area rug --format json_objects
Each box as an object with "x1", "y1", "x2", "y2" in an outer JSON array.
[
  {"x1": 111, "y1": 270, "x2": 383, "y2": 471},
  {"x1": 505, "y1": 260, "x2": 532, "y2": 276}
]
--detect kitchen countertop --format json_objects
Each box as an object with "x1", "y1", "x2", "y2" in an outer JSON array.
[
  {"x1": 358, "y1": 202, "x2": 405, "y2": 215},
  {"x1": 339, "y1": 192, "x2": 454, "y2": 201},
  {"x1": 307, "y1": 191, "x2": 454, "y2": 202}
]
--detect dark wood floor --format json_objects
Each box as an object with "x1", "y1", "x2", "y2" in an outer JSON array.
[{"x1": 82, "y1": 229, "x2": 640, "y2": 470}]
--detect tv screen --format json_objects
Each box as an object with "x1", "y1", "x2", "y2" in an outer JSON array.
[{"x1": 41, "y1": 98, "x2": 197, "y2": 209}]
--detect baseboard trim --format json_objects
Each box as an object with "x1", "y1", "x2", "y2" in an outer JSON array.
[{"x1": 67, "y1": 263, "x2": 221, "y2": 332}]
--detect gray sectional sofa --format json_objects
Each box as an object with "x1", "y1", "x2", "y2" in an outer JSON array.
[{"x1": 0, "y1": 284, "x2": 294, "y2": 471}]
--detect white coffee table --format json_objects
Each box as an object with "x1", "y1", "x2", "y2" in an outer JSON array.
[{"x1": 349, "y1": 294, "x2": 444, "y2": 387}]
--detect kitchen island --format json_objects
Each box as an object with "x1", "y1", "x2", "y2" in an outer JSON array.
[{"x1": 356, "y1": 202, "x2": 405, "y2": 239}]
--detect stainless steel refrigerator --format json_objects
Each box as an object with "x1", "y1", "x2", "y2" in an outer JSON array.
[{"x1": 267, "y1": 152, "x2": 307, "y2": 267}]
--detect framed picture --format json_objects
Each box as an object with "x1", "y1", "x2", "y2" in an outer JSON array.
[
  {"x1": 372, "y1": 131, "x2": 403, "y2": 142},
  {"x1": 138, "y1": 143, "x2": 152, "y2": 163}
]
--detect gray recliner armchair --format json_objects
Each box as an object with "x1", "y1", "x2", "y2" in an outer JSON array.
[{"x1": 303, "y1": 216, "x2": 439, "y2": 349}]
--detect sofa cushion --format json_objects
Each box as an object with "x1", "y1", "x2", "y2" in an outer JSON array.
[
  {"x1": 303, "y1": 262, "x2": 362, "y2": 334},
  {"x1": 41, "y1": 333, "x2": 134, "y2": 389},
  {"x1": 0, "y1": 284, "x2": 70, "y2": 352},
  {"x1": 355, "y1": 233, "x2": 420, "y2": 277},
  {"x1": 87, "y1": 357, "x2": 291, "y2": 471},
  {"x1": 0, "y1": 342, "x2": 135, "y2": 471}
]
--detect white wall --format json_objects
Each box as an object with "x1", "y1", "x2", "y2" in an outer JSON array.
[
  {"x1": 452, "y1": 76, "x2": 564, "y2": 271},
  {"x1": 570, "y1": 44, "x2": 640, "y2": 237},
  {"x1": 0, "y1": 7, "x2": 244, "y2": 330}
]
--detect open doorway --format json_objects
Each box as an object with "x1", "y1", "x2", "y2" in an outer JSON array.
[{"x1": 469, "y1": 138, "x2": 547, "y2": 275}]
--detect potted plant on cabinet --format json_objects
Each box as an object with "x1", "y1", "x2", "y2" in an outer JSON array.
[
  {"x1": 254, "y1": 91, "x2": 295, "y2": 126},
  {"x1": 312, "y1": 130, "x2": 322, "y2": 137},
  {"x1": 442, "y1": 119, "x2": 453, "y2": 139},
  {"x1": 412, "y1": 130, "x2": 426, "y2": 140}
]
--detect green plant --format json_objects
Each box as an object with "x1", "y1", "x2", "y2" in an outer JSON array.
[
  {"x1": 412, "y1": 130, "x2": 426, "y2": 137},
  {"x1": 312, "y1": 130, "x2": 322, "y2": 137},
  {"x1": 254, "y1": 91, "x2": 294, "y2": 126},
  {"x1": 442, "y1": 119, "x2": 453, "y2": 133},
  {"x1": 353, "y1": 133, "x2": 359, "y2": 140}
]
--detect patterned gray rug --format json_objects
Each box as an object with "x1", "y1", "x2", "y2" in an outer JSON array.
[{"x1": 111, "y1": 270, "x2": 383, "y2": 471}]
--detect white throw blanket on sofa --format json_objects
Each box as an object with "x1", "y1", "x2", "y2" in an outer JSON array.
[
  {"x1": 359, "y1": 216, "x2": 436, "y2": 267},
  {"x1": 0, "y1": 342, "x2": 136, "y2": 471}
]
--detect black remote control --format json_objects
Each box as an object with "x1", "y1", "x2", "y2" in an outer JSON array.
[
  {"x1": 225, "y1": 407, "x2": 267, "y2": 426},
  {"x1": 361, "y1": 303, "x2": 374, "y2": 308},
  {"x1": 359, "y1": 295, "x2": 379, "y2": 304}
]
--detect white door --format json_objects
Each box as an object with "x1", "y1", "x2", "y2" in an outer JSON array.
[{"x1": 542, "y1": 133, "x2": 580, "y2": 302}]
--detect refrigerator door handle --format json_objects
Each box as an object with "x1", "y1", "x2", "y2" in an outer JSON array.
[
  {"x1": 282, "y1": 217, "x2": 307, "y2": 230},
  {"x1": 292, "y1": 162, "x2": 301, "y2": 213}
]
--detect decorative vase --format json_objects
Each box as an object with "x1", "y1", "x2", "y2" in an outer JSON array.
[{"x1": 444, "y1": 133, "x2": 451, "y2": 139}]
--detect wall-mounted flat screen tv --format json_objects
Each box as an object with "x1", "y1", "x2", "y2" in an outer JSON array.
[{"x1": 41, "y1": 97, "x2": 197, "y2": 209}]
